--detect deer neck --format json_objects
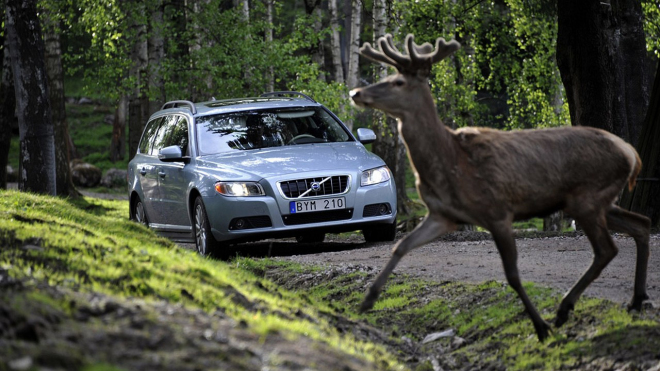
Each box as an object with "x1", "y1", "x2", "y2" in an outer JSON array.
[{"x1": 397, "y1": 87, "x2": 456, "y2": 168}]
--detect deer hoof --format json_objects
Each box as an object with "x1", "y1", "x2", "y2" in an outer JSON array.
[
  {"x1": 627, "y1": 294, "x2": 649, "y2": 312},
  {"x1": 534, "y1": 320, "x2": 552, "y2": 342}
]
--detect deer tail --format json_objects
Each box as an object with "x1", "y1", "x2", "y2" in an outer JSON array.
[{"x1": 628, "y1": 150, "x2": 642, "y2": 191}]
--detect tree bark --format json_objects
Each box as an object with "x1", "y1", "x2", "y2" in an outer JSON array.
[
  {"x1": 43, "y1": 14, "x2": 80, "y2": 198},
  {"x1": 328, "y1": 0, "x2": 344, "y2": 83},
  {"x1": 264, "y1": 0, "x2": 274, "y2": 92},
  {"x1": 110, "y1": 95, "x2": 127, "y2": 162},
  {"x1": 6, "y1": 0, "x2": 56, "y2": 195},
  {"x1": 370, "y1": 0, "x2": 411, "y2": 218},
  {"x1": 147, "y1": 0, "x2": 165, "y2": 116},
  {"x1": 620, "y1": 61, "x2": 660, "y2": 227},
  {"x1": 127, "y1": 2, "x2": 149, "y2": 160},
  {"x1": 346, "y1": 0, "x2": 361, "y2": 90},
  {"x1": 0, "y1": 20, "x2": 16, "y2": 190},
  {"x1": 556, "y1": 0, "x2": 650, "y2": 147}
]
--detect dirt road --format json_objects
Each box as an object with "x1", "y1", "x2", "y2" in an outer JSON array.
[{"x1": 231, "y1": 232, "x2": 660, "y2": 308}]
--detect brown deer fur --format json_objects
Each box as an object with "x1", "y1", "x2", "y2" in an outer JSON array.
[{"x1": 350, "y1": 34, "x2": 651, "y2": 342}]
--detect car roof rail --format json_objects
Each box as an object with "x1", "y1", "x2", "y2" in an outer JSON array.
[
  {"x1": 260, "y1": 91, "x2": 317, "y2": 103},
  {"x1": 161, "y1": 100, "x2": 197, "y2": 114}
]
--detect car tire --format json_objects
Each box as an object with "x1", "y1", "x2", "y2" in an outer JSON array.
[
  {"x1": 192, "y1": 197, "x2": 224, "y2": 257},
  {"x1": 131, "y1": 197, "x2": 149, "y2": 226},
  {"x1": 362, "y1": 221, "x2": 397, "y2": 242},
  {"x1": 295, "y1": 232, "x2": 326, "y2": 244}
]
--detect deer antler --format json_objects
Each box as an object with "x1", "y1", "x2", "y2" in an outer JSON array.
[{"x1": 359, "y1": 34, "x2": 461, "y2": 77}]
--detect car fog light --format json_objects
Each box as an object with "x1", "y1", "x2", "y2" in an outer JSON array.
[
  {"x1": 234, "y1": 218, "x2": 246, "y2": 229},
  {"x1": 378, "y1": 204, "x2": 389, "y2": 215}
]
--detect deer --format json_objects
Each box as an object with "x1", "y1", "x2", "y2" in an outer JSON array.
[{"x1": 349, "y1": 34, "x2": 651, "y2": 342}]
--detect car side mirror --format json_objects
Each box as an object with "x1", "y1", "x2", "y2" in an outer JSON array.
[
  {"x1": 357, "y1": 128, "x2": 377, "y2": 144},
  {"x1": 158, "y1": 145, "x2": 189, "y2": 163}
]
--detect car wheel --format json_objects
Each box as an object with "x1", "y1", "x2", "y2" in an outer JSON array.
[
  {"x1": 295, "y1": 232, "x2": 326, "y2": 244},
  {"x1": 363, "y1": 221, "x2": 397, "y2": 242},
  {"x1": 132, "y1": 197, "x2": 149, "y2": 226},
  {"x1": 193, "y1": 197, "x2": 223, "y2": 256}
]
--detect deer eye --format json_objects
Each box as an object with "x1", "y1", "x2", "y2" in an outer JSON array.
[{"x1": 393, "y1": 80, "x2": 405, "y2": 87}]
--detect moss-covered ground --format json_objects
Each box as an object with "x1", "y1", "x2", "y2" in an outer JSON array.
[{"x1": 1, "y1": 190, "x2": 659, "y2": 370}]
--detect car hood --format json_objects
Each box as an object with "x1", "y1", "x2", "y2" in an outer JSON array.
[{"x1": 196, "y1": 142, "x2": 384, "y2": 179}]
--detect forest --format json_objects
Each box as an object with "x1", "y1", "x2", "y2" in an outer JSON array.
[{"x1": 1, "y1": 0, "x2": 659, "y2": 227}]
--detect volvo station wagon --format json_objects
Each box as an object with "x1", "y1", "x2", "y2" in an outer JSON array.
[{"x1": 128, "y1": 92, "x2": 397, "y2": 256}]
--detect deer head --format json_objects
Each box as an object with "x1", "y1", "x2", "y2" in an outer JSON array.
[{"x1": 350, "y1": 34, "x2": 461, "y2": 118}]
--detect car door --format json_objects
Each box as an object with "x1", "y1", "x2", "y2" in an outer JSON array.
[
  {"x1": 134, "y1": 117, "x2": 163, "y2": 222},
  {"x1": 145, "y1": 115, "x2": 176, "y2": 224},
  {"x1": 157, "y1": 115, "x2": 192, "y2": 227}
]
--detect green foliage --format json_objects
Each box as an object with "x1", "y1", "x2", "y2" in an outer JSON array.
[
  {"x1": 643, "y1": 0, "x2": 660, "y2": 57},
  {"x1": 393, "y1": 0, "x2": 569, "y2": 129}
]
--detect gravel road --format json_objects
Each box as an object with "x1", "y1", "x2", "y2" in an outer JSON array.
[{"x1": 223, "y1": 232, "x2": 660, "y2": 308}]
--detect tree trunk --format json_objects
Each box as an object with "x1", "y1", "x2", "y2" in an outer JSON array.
[
  {"x1": 328, "y1": 0, "x2": 344, "y2": 83},
  {"x1": 110, "y1": 95, "x2": 127, "y2": 162},
  {"x1": 620, "y1": 60, "x2": 660, "y2": 227},
  {"x1": 147, "y1": 0, "x2": 165, "y2": 116},
  {"x1": 543, "y1": 211, "x2": 564, "y2": 232},
  {"x1": 556, "y1": 0, "x2": 650, "y2": 147},
  {"x1": 43, "y1": 15, "x2": 79, "y2": 198},
  {"x1": 346, "y1": 0, "x2": 361, "y2": 90},
  {"x1": 127, "y1": 2, "x2": 148, "y2": 160},
  {"x1": 264, "y1": 0, "x2": 274, "y2": 92},
  {"x1": 0, "y1": 21, "x2": 16, "y2": 190},
  {"x1": 6, "y1": 0, "x2": 56, "y2": 195},
  {"x1": 370, "y1": 0, "x2": 411, "y2": 218}
]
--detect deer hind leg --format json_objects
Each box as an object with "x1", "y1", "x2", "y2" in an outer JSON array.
[
  {"x1": 490, "y1": 224, "x2": 551, "y2": 342},
  {"x1": 556, "y1": 211, "x2": 618, "y2": 327},
  {"x1": 359, "y1": 214, "x2": 456, "y2": 313},
  {"x1": 605, "y1": 205, "x2": 651, "y2": 311}
]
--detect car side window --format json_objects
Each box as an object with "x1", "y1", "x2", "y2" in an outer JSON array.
[
  {"x1": 138, "y1": 117, "x2": 163, "y2": 155},
  {"x1": 164, "y1": 116, "x2": 189, "y2": 156},
  {"x1": 150, "y1": 115, "x2": 178, "y2": 156}
]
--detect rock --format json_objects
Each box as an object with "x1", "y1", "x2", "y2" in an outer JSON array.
[
  {"x1": 6, "y1": 165, "x2": 17, "y2": 182},
  {"x1": 100, "y1": 168, "x2": 127, "y2": 188},
  {"x1": 8, "y1": 356, "x2": 32, "y2": 370},
  {"x1": 422, "y1": 329, "x2": 455, "y2": 344},
  {"x1": 104, "y1": 114, "x2": 115, "y2": 125},
  {"x1": 451, "y1": 336, "x2": 467, "y2": 349},
  {"x1": 78, "y1": 97, "x2": 94, "y2": 105},
  {"x1": 70, "y1": 160, "x2": 102, "y2": 188}
]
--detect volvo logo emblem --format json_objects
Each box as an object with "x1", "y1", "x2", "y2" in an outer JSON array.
[{"x1": 310, "y1": 182, "x2": 321, "y2": 192}]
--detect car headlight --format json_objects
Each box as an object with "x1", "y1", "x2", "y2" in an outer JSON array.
[
  {"x1": 214, "y1": 182, "x2": 264, "y2": 197},
  {"x1": 361, "y1": 166, "x2": 391, "y2": 186}
]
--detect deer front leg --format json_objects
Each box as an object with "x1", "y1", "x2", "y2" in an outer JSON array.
[
  {"x1": 360, "y1": 215, "x2": 457, "y2": 313},
  {"x1": 490, "y1": 225, "x2": 552, "y2": 342},
  {"x1": 605, "y1": 205, "x2": 651, "y2": 311},
  {"x1": 556, "y1": 213, "x2": 618, "y2": 327}
]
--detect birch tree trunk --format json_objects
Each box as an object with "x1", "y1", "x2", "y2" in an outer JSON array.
[
  {"x1": 370, "y1": 0, "x2": 411, "y2": 217},
  {"x1": 6, "y1": 0, "x2": 56, "y2": 195},
  {"x1": 264, "y1": 0, "x2": 274, "y2": 92},
  {"x1": 0, "y1": 20, "x2": 15, "y2": 190},
  {"x1": 43, "y1": 15, "x2": 79, "y2": 198},
  {"x1": 346, "y1": 0, "x2": 361, "y2": 90},
  {"x1": 328, "y1": 0, "x2": 344, "y2": 83}
]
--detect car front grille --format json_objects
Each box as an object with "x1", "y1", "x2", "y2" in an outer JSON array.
[
  {"x1": 281, "y1": 209, "x2": 354, "y2": 225},
  {"x1": 278, "y1": 175, "x2": 349, "y2": 199}
]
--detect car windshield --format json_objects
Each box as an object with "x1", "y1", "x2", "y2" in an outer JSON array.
[{"x1": 195, "y1": 107, "x2": 353, "y2": 155}]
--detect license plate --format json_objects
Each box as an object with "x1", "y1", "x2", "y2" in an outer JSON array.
[{"x1": 289, "y1": 197, "x2": 345, "y2": 214}]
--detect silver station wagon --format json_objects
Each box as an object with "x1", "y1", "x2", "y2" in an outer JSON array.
[{"x1": 128, "y1": 92, "x2": 397, "y2": 256}]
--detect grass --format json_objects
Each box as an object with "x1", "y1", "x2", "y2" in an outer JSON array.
[
  {"x1": 0, "y1": 190, "x2": 404, "y2": 370},
  {"x1": 241, "y1": 258, "x2": 660, "y2": 371}
]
